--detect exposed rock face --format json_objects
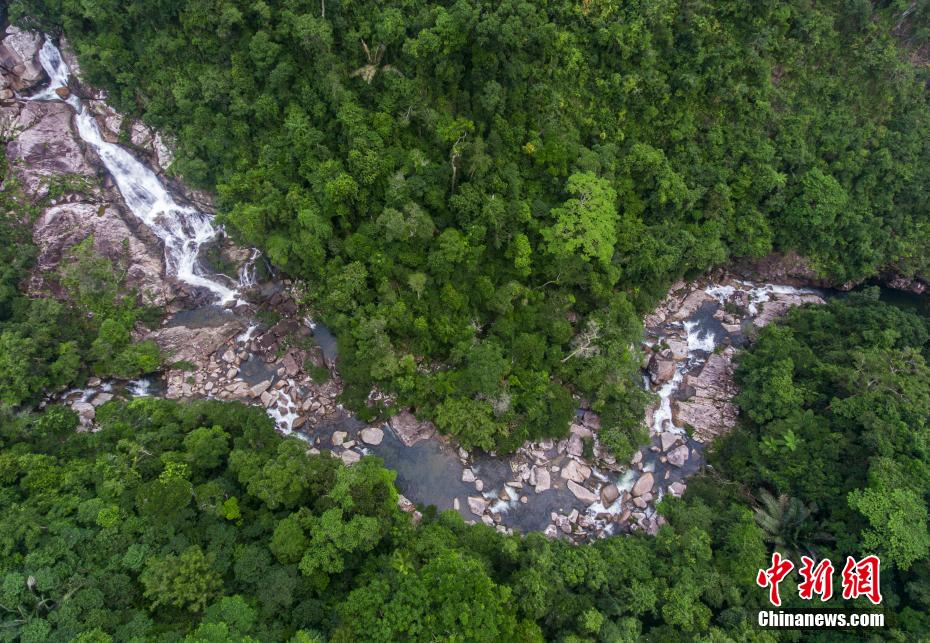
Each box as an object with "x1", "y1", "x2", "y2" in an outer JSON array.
[
  {"x1": 148, "y1": 321, "x2": 245, "y2": 368},
  {"x1": 880, "y1": 272, "x2": 928, "y2": 295},
  {"x1": 671, "y1": 290, "x2": 712, "y2": 321},
  {"x1": 753, "y1": 292, "x2": 825, "y2": 328},
  {"x1": 0, "y1": 27, "x2": 44, "y2": 92},
  {"x1": 729, "y1": 252, "x2": 836, "y2": 289},
  {"x1": 31, "y1": 202, "x2": 169, "y2": 302},
  {"x1": 3, "y1": 69, "x2": 172, "y2": 304},
  {"x1": 671, "y1": 350, "x2": 739, "y2": 443},
  {"x1": 7, "y1": 101, "x2": 96, "y2": 192}
]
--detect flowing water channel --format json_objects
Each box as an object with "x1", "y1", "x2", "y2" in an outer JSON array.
[{"x1": 32, "y1": 40, "x2": 241, "y2": 304}]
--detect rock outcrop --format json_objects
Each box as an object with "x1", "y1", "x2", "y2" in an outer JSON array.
[
  {"x1": 671, "y1": 350, "x2": 739, "y2": 443},
  {"x1": 0, "y1": 27, "x2": 44, "y2": 94},
  {"x1": 1, "y1": 33, "x2": 173, "y2": 305}
]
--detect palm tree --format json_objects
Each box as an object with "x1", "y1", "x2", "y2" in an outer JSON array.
[
  {"x1": 753, "y1": 489, "x2": 814, "y2": 560},
  {"x1": 350, "y1": 40, "x2": 402, "y2": 84}
]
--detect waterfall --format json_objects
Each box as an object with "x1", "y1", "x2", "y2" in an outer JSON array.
[{"x1": 32, "y1": 39, "x2": 238, "y2": 304}]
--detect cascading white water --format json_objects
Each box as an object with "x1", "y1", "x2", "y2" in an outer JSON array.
[
  {"x1": 32, "y1": 39, "x2": 237, "y2": 304},
  {"x1": 237, "y1": 249, "x2": 261, "y2": 288}
]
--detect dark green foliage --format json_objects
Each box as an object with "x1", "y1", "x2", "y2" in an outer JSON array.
[
  {"x1": 710, "y1": 292, "x2": 930, "y2": 623},
  {"x1": 0, "y1": 397, "x2": 768, "y2": 641},
  {"x1": 14, "y1": 0, "x2": 930, "y2": 452}
]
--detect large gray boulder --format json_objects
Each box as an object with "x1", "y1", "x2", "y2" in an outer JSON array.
[
  {"x1": 648, "y1": 353, "x2": 676, "y2": 383},
  {"x1": 390, "y1": 410, "x2": 436, "y2": 447},
  {"x1": 0, "y1": 27, "x2": 44, "y2": 92}
]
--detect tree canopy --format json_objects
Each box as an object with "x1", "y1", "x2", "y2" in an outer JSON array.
[{"x1": 11, "y1": 0, "x2": 930, "y2": 453}]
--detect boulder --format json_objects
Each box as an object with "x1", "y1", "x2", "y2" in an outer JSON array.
[
  {"x1": 340, "y1": 450, "x2": 361, "y2": 466},
  {"x1": 360, "y1": 427, "x2": 384, "y2": 446},
  {"x1": 390, "y1": 410, "x2": 436, "y2": 447},
  {"x1": 130, "y1": 121, "x2": 153, "y2": 148},
  {"x1": 332, "y1": 431, "x2": 347, "y2": 446},
  {"x1": 249, "y1": 379, "x2": 272, "y2": 398},
  {"x1": 566, "y1": 480, "x2": 598, "y2": 504},
  {"x1": 648, "y1": 354, "x2": 676, "y2": 383},
  {"x1": 581, "y1": 411, "x2": 601, "y2": 430},
  {"x1": 631, "y1": 472, "x2": 654, "y2": 497},
  {"x1": 282, "y1": 352, "x2": 300, "y2": 377},
  {"x1": 90, "y1": 392, "x2": 113, "y2": 407},
  {"x1": 667, "y1": 444, "x2": 690, "y2": 468},
  {"x1": 468, "y1": 496, "x2": 488, "y2": 516},
  {"x1": 600, "y1": 483, "x2": 619, "y2": 506},
  {"x1": 153, "y1": 132, "x2": 175, "y2": 171},
  {"x1": 666, "y1": 338, "x2": 688, "y2": 361},
  {"x1": 660, "y1": 432, "x2": 680, "y2": 452},
  {"x1": 669, "y1": 481, "x2": 687, "y2": 497},
  {"x1": 560, "y1": 459, "x2": 591, "y2": 483},
  {"x1": 533, "y1": 468, "x2": 551, "y2": 493},
  {"x1": 71, "y1": 401, "x2": 95, "y2": 426},
  {"x1": 462, "y1": 468, "x2": 476, "y2": 483},
  {"x1": 566, "y1": 433, "x2": 584, "y2": 457}
]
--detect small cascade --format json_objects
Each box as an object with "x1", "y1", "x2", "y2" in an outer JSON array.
[
  {"x1": 127, "y1": 378, "x2": 152, "y2": 397},
  {"x1": 266, "y1": 381, "x2": 300, "y2": 433},
  {"x1": 237, "y1": 249, "x2": 261, "y2": 289}
]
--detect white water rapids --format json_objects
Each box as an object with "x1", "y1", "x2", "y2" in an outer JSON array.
[{"x1": 32, "y1": 39, "x2": 238, "y2": 304}]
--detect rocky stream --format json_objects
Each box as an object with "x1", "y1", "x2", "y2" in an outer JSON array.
[{"x1": 2, "y1": 27, "x2": 842, "y2": 542}]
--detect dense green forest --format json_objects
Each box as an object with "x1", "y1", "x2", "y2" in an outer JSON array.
[
  {"x1": 1, "y1": 294, "x2": 928, "y2": 641},
  {"x1": 10, "y1": 0, "x2": 930, "y2": 453}
]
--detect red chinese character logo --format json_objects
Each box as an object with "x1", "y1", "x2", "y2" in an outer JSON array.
[
  {"x1": 756, "y1": 552, "x2": 795, "y2": 606},
  {"x1": 841, "y1": 555, "x2": 882, "y2": 605},
  {"x1": 798, "y1": 556, "x2": 834, "y2": 601}
]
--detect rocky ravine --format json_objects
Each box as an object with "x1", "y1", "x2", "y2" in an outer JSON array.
[{"x1": 4, "y1": 26, "x2": 829, "y2": 542}]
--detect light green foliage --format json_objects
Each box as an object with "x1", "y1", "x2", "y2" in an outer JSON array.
[
  {"x1": 140, "y1": 546, "x2": 222, "y2": 612},
  {"x1": 542, "y1": 172, "x2": 618, "y2": 270},
  {"x1": 848, "y1": 487, "x2": 930, "y2": 571}
]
